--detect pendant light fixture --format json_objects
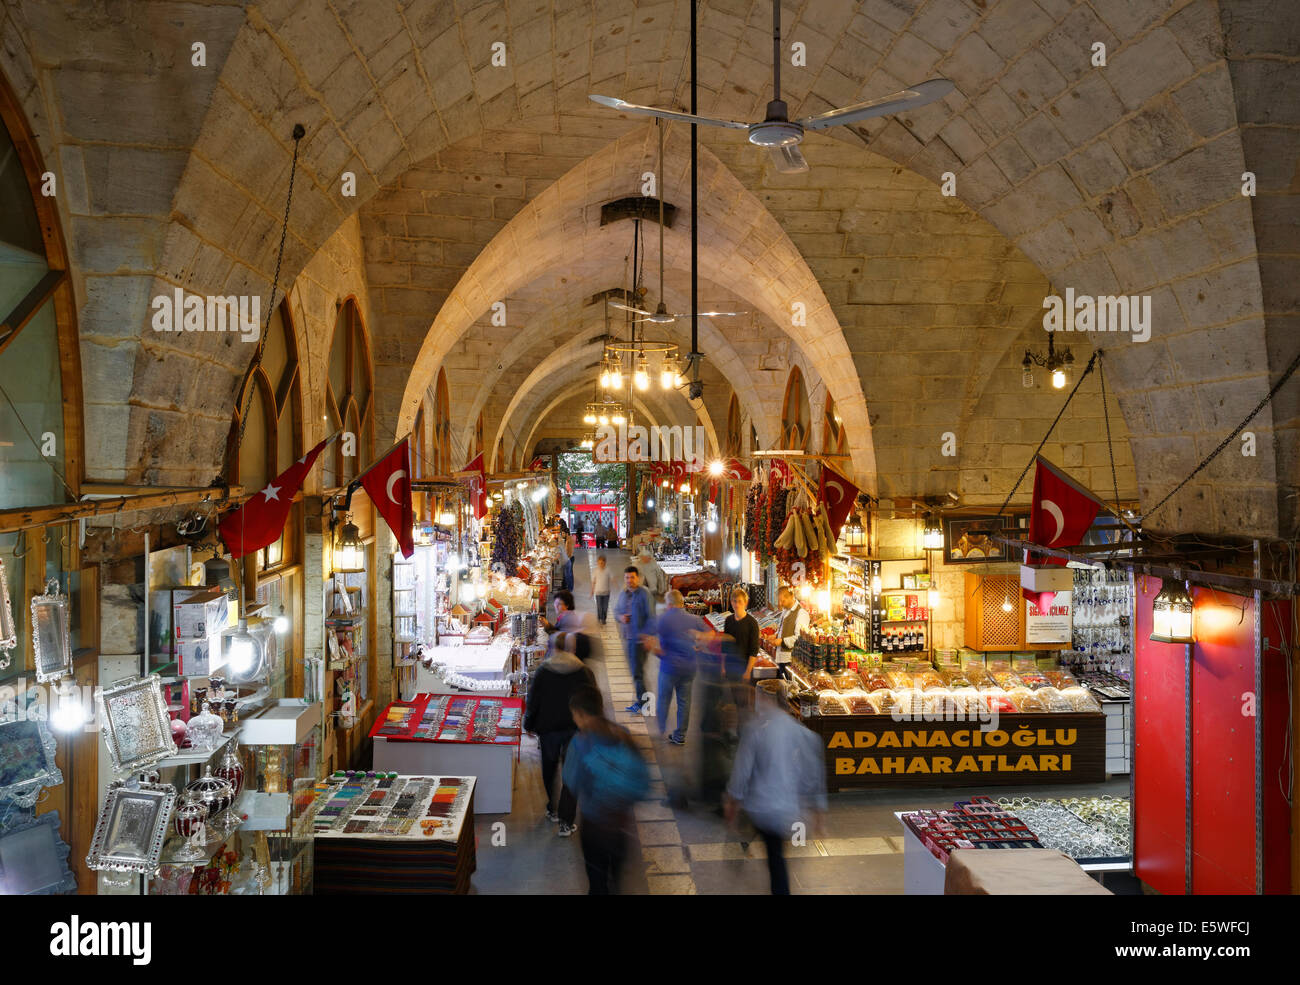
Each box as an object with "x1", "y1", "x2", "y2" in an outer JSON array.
[
  {"x1": 333, "y1": 516, "x2": 365, "y2": 573},
  {"x1": 1149, "y1": 582, "x2": 1195, "y2": 644},
  {"x1": 634, "y1": 353, "x2": 650, "y2": 391}
]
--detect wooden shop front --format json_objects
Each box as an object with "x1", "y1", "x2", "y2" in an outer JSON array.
[{"x1": 804, "y1": 712, "x2": 1107, "y2": 792}]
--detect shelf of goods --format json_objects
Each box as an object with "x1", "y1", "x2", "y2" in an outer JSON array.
[
  {"x1": 896, "y1": 794, "x2": 1129, "y2": 895},
  {"x1": 404, "y1": 634, "x2": 515, "y2": 700},
  {"x1": 305, "y1": 772, "x2": 477, "y2": 895},
  {"x1": 370, "y1": 693, "x2": 521, "y2": 813},
  {"x1": 778, "y1": 658, "x2": 1107, "y2": 791}
]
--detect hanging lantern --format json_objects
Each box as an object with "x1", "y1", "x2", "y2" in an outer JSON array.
[
  {"x1": 634, "y1": 354, "x2": 650, "y2": 391},
  {"x1": 1150, "y1": 582, "x2": 1194, "y2": 644},
  {"x1": 333, "y1": 518, "x2": 365, "y2": 573},
  {"x1": 221, "y1": 618, "x2": 264, "y2": 679},
  {"x1": 583, "y1": 403, "x2": 598, "y2": 425},
  {"x1": 923, "y1": 524, "x2": 943, "y2": 550}
]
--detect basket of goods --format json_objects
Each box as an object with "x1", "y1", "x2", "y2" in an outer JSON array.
[
  {"x1": 843, "y1": 690, "x2": 874, "y2": 715},
  {"x1": 1035, "y1": 687, "x2": 1074, "y2": 713},
  {"x1": 817, "y1": 691, "x2": 849, "y2": 715},
  {"x1": 807, "y1": 670, "x2": 836, "y2": 691},
  {"x1": 832, "y1": 669, "x2": 864, "y2": 692},
  {"x1": 1059, "y1": 686, "x2": 1102, "y2": 712},
  {"x1": 863, "y1": 672, "x2": 892, "y2": 692}
]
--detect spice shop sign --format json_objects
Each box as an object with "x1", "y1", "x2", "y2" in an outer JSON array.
[{"x1": 813, "y1": 714, "x2": 1106, "y2": 789}]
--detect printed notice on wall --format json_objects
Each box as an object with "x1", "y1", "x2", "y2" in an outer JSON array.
[{"x1": 1025, "y1": 592, "x2": 1072, "y2": 644}]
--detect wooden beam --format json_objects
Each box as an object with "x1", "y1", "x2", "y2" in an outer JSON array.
[{"x1": 0, "y1": 486, "x2": 246, "y2": 534}]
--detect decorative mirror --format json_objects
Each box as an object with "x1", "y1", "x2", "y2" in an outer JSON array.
[
  {"x1": 96, "y1": 675, "x2": 178, "y2": 774},
  {"x1": 0, "y1": 556, "x2": 16, "y2": 662},
  {"x1": 0, "y1": 716, "x2": 64, "y2": 808},
  {"x1": 31, "y1": 579, "x2": 73, "y2": 683},
  {"x1": 0, "y1": 810, "x2": 77, "y2": 894},
  {"x1": 85, "y1": 781, "x2": 177, "y2": 875}
]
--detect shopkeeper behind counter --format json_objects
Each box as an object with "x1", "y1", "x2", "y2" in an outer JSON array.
[{"x1": 775, "y1": 586, "x2": 811, "y2": 680}]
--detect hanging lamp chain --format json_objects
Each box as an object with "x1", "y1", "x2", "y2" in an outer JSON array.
[{"x1": 229, "y1": 123, "x2": 306, "y2": 476}]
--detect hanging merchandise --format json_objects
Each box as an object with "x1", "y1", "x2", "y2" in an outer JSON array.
[{"x1": 490, "y1": 502, "x2": 524, "y2": 574}]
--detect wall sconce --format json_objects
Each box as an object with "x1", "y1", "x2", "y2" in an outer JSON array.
[
  {"x1": 1149, "y1": 582, "x2": 1195, "y2": 644},
  {"x1": 333, "y1": 517, "x2": 365, "y2": 573}
]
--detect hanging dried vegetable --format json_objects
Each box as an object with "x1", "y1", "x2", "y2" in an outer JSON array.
[{"x1": 490, "y1": 502, "x2": 524, "y2": 574}]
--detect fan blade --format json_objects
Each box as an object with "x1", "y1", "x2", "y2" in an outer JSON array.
[
  {"x1": 690, "y1": 310, "x2": 747, "y2": 318},
  {"x1": 609, "y1": 301, "x2": 654, "y2": 316},
  {"x1": 769, "y1": 143, "x2": 809, "y2": 174},
  {"x1": 797, "y1": 78, "x2": 955, "y2": 130},
  {"x1": 589, "y1": 94, "x2": 750, "y2": 130}
]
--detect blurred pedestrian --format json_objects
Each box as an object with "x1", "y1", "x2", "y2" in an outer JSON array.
[
  {"x1": 524, "y1": 640, "x2": 596, "y2": 837},
  {"x1": 591, "y1": 554, "x2": 612, "y2": 625},
  {"x1": 614, "y1": 566, "x2": 654, "y2": 712},
  {"x1": 645, "y1": 589, "x2": 707, "y2": 745},
  {"x1": 722, "y1": 587, "x2": 761, "y2": 687},
  {"x1": 563, "y1": 523, "x2": 576, "y2": 590},
  {"x1": 634, "y1": 548, "x2": 668, "y2": 609},
  {"x1": 725, "y1": 681, "x2": 827, "y2": 895},
  {"x1": 563, "y1": 685, "x2": 650, "y2": 894}
]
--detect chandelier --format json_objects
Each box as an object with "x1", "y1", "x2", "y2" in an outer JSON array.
[{"x1": 1022, "y1": 334, "x2": 1074, "y2": 390}]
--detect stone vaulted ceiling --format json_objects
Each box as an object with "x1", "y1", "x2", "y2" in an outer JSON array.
[{"x1": 0, "y1": 0, "x2": 1295, "y2": 536}]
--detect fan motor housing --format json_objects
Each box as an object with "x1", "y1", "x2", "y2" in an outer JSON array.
[{"x1": 748, "y1": 120, "x2": 803, "y2": 147}]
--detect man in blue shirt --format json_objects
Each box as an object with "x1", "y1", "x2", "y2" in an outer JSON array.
[
  {"x1": 646, "y1": 590, "x2": 709, "y2": 744},
  {"x1": 614, "y1": 566, "x2": 654, "y2": 713}
]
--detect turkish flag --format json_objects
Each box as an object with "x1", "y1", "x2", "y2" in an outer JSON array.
[
  {"x1": 464, "y1": 452, "x2": 489, "y2": 520},
  {"x1": 219, "y1": 436, "x2": 331, "y2": 558},
  {"x1": 670, "y1": 460, "x2": 687, "y2": 485},
  {"x1": 1022, "y1": 456, "x2": 1105, "y2": 608},
  {"x1": 361, "y1": 440, "x2": 414, "y2": 559},
  {"x1": 817, "y1": 465, "x2": 860, "y2": 535},
  {"x1": 769, "y1": 458, "x2": 791, "y2": 484},
  {"x1": 724, "y1": 458, "x2": 752, "y2": 481},
  {"x1": 529, "y1": 457, "x2": 547, "y2": 471}
]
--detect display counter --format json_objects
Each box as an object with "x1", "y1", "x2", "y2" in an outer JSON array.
[
  {"x1": 307, "y1": 773, "x2": 476, "y2": 894},
  {"x1": 405, "y1": 636, "x2": 514, "y2": 699},
  {"x1": 371, "y1": 694, "x2": 522, "y2": 813}
]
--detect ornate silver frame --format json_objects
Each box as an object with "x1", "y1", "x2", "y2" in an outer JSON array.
[
  {"x1": 0, "y1": 555, "x2": 17, "y2": 659},
  {"x1": 85, "y1": 781, "x2": 176, "y2": 875},
  {"x1": 31, "y1": 579, "x2": 74, "y2": 683},
  {"x1": 0, "y1": 809, "x2": 78, "y2": 894},
  {"x1": 0, "y1": 716, "x2": 64, "y2": 808},
  {"x1": 95, "y1": 675, "x2": 178, "y2": 774}
]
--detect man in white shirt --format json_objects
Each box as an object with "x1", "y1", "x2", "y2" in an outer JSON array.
[{"x1": 775, "y1": 586, "x2": 811, "y2": 680}]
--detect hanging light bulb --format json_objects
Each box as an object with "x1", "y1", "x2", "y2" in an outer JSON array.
[
  {"x1": 646, "y1": 497, "x2": 655, "y2": 508},
  {"x1": 799, "y1": 583, "x2": 812, "y2": 599},
  {"x1": 1002, "y1": 595, "x2": 1014, "y2": 613},
  {"x1": 706, "y1": 519, "x2": 717, "y2": 533},
  {"x1": 1022, "y1": 352, "x2": 1034, "y2": 390},
  {"x1": 679, "y1": 481, "x2": 690, "y2": 493},
  {"x1": 599, "y1": 367, "x2": 611, "y2": 389},
  {"x1": 661, "y1": 510, "x2": 672, "y2": 524},
  {"x1": 660, "y1": 356, "x2": 675, "y2": 390},
  {"x1": 1051, "y1": 366, "x2": 1067, "y2": 389},
  {"x1": 49, "y1": 680, "x2": 86, "y2": 733},
  {"x1": 222, "y1": 618, "x2": 261, "y2": 676},
  {"x1": 634, "y1": 355, "x2": 650, "y2": 391},
  {"x1": 928, "y1": 589, "x2": 940, "y2": 608},
  {"x1": 611, "y1": 404, "x2": 626, "y2": 425},
  {"x1": 610, "y1": 360, "x2": 623, "y2": 390},
  {"x1": 583, "y1": 404, "x2": 598, "y2": 425},
  {"x1": 923, "y1": 524, "x2": 943, "y2": 550},
  {"x1": 726, "y1": 552, "x2": 740, "y2": 571},
  {"x1": 598, "y1": 411, "x2": 610, "y2": 426},
  {"x1": 274, "y1": 606, "x2": 290, "y2": 635},
  {"x1": 709, "y1": 460, "x2": 724, "y2": 477},
  {"x1": 661, "y1": 478, "x2": 670, "y2": 488}
]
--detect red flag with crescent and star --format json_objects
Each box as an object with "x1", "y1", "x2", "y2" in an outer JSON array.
[
  {"x1": 769, "y1": 458, "x2": 792, "y2": 484},
  {"x1": 219, "y1": 435, "x2": 332, "y2": 558},
  {"x1": 723, "y1": 458, "x2": 752, "y2": 481},
  {"x1": 817, "y1": 465, "x2": 860, "y2": 536},
  {"x1": 361, "y1": 440, "x2": 415, "y2": 559},
  {"x1": 1023, "y1": 456, "x2": 1106, "y2": 609},
  {"x1": 464, "y1": 452, "x2": 489, "y2": 521}
]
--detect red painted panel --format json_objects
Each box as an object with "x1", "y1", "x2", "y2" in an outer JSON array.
[
  {"x1": 1133, "y1": 577, "x2": 1188, "y2": 895},
  {"x1": 1190, "y1": 586, "x2": 1257, "y2": 894},
  {"x1": 1262, "y1": 599, "x2": 1293, "y2": 895}
]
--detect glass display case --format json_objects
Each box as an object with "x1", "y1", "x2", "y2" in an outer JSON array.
[{"x1": 236, "y1": 698, "x2": 322, "y2": 895}]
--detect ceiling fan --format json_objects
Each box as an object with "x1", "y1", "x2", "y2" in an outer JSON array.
[{"x1": 590, "y1": 0, "x2": 954, "y2": 174}]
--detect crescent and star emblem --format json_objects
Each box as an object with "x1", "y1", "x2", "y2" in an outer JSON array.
[{"x1": 1041, "y1": 498, "x2": 1065, "y2": 543}]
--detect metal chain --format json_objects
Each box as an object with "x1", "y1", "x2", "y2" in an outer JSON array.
[
  {"x1": 1145, "y1": 343, "x2": 1300, "y2": 522},
  {"x1": 229, "y1": 124, "x2": 305, "y2": 473},
  {"x1": 1098, "y1": 353, "x2": 1122, "y2": 515},
  {"x1": 997, "y1": 351, "x2": 1098, "y2": 517}
]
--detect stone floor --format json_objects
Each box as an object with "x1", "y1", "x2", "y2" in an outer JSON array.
[{"x1": 468, "y1": 549, "x2": 1138, "y2": 894}]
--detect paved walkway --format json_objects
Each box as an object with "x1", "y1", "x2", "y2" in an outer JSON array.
[{"x1": 469, "y1": 548, "x2": 1135, "y2": 894}]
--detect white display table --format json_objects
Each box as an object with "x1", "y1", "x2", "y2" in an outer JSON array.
[{"x1": 374, "y1": 738, "x2": 516, "y2": 814}]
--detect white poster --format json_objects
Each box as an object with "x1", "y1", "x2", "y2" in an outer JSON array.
[{"x1": 1025, "y1": 591, "x2": 1072, "y2": 644}]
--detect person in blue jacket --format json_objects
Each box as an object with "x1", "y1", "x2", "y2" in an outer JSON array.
[
  {"x1": 645, "y1": 589, "x2": 709, "y2": 745},
  {"x1": 614, "y1": 566, "x2": 654, "y2": 713}
]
